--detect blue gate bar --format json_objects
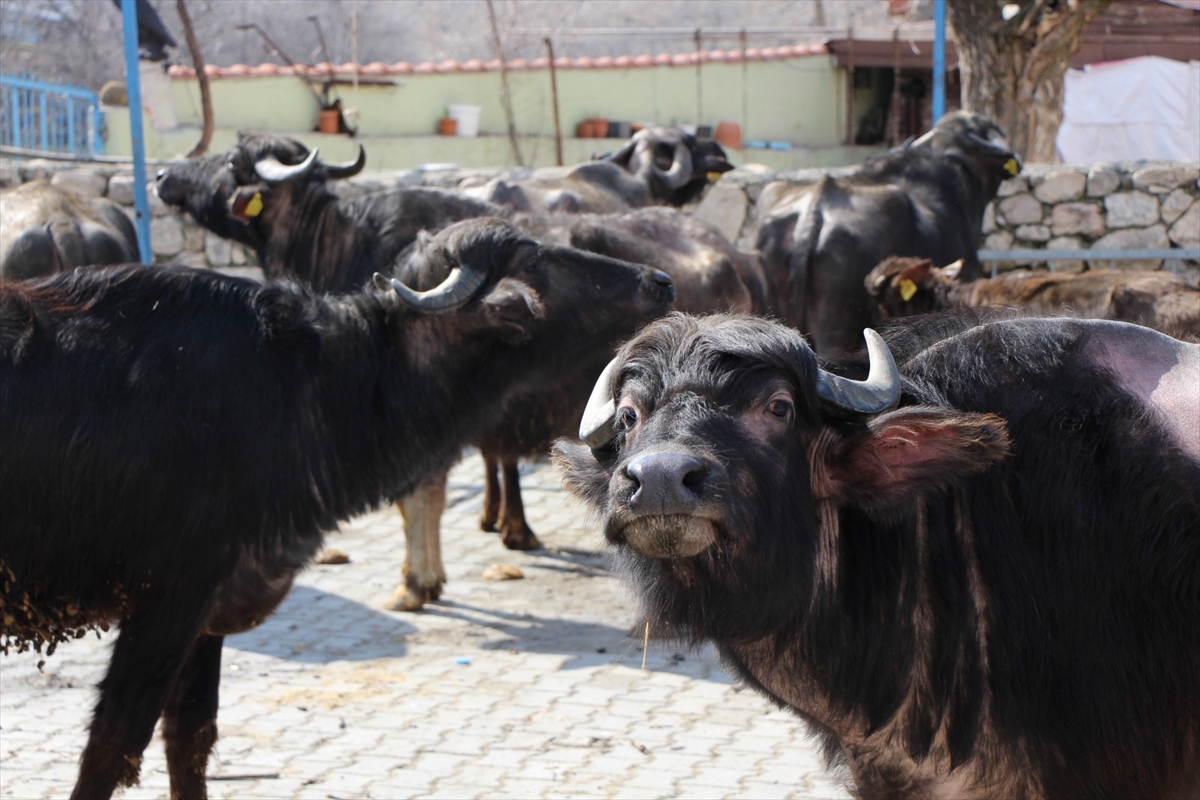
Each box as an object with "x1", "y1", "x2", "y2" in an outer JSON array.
[
  {"x1": 121, "y1": 0, "x2": 153, "y2": 263},
  {"x1": 932, "y1": 0, "x2": 946, "y2": 123},
  {"x1": 10, "y1": 85, "x2": 20, "y2": 148},
  {"x1": 39, "y1": 90, "x2": 48, "y2": 152},
  {"x1": 67, "y1": 96, "x2": 76, "y2": 157}
]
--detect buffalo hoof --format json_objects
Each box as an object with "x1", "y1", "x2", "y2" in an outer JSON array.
[
  {"x1": 384, "y1": 581, "x2": 440, "y2": 612},
  {"x1": 479, "y1": 514, "x2": 498, "y2": 533},
  {"x1": 500, "y1": 522, "x2": 541, "y2": 551}
]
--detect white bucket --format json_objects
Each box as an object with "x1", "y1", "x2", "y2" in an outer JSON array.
[{"x1": 447, "y1": 104, "x2": 482, "y2": 138}]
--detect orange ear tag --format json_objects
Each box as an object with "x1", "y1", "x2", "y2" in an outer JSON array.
[
  {"x1": 1004, "y1": 158, "x2": 1019, "y2": 176},
  {"x1": 899, "y1": 278, "x2": 918, "y2": 302},
  {"x1": 244, "y1": 192, "x2": 264, "y2": 217}
]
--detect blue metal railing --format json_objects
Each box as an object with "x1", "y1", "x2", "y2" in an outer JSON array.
[{"x1": 0, "y1": 75, "x2": 104, "y2": 158}]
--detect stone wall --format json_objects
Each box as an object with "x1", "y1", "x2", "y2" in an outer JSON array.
[{"x1": 4, "y1": 157, "x2": 1198, "y2": 285}]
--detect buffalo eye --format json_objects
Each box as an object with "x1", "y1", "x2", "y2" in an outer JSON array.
[
  {"x1": 766, "y1": 397, "x2": 793, "y2": 422},
  {"x1": 617, "y1": 405, "x2": 638, "y2": 432}
]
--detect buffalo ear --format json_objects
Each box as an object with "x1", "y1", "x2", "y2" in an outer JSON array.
[
  {"x1": 818, "y1": 406, "x2": 1010, "y2": 513},
  {"x1": 479, "y1": 276, "x2": 545, "y2": 342}
]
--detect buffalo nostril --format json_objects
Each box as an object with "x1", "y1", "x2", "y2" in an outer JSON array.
[
  {"x1": 624, "y1": 452, "x2": 707, "y2": 515},
  {"x1": 652, "y1": 270, "x2": 673, "y2": 288}
]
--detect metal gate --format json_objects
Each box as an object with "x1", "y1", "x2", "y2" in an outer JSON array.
[{"x1": 0, "y1": 75, "x2": 104, "y2": 158}]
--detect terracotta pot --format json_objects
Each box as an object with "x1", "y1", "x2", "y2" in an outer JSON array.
[
  {"x1": 318, "y1": 108, "x2": 340, "y2": 134},
  {"x1": 439, "y1": 117, "x2": 458, "y2": 136},
  {"x1": 590, "y1": 117, "x2": 609, "y2": 138},
  {"x1": 715, "y1": 120, "x2": 742, "y2": 149},
  {"x1": 576, "y1": 120, "x2": 595, "y2": 138}
]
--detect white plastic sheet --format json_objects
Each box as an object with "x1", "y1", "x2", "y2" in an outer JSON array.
[{"x1": 1056, "y1": 56, "x2": 1200, "y2": 163}]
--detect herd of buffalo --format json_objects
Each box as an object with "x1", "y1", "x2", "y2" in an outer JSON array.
[{"x1": 1, "y1": 111, "x2": 1198, "y2": 799}]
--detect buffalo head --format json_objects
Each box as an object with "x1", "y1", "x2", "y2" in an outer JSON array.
[
  {"x1": 555, "y1": 314, "x2": 1008, "y2": 639},
  {"x1": 155, "y1": 132, "x2": 365, "y2": 250},
  {"x1": 910, "y1": 111, "x2": 1022, "y2": 191},
  {"x1": 599, "y1": 127, "x2": 733, "y2": 206}
]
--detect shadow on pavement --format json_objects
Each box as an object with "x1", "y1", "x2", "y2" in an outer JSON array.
[
  {"x1": 225, "y1": 585, "x2": 418, "y2": 663},
  {"x1": 422, "y1": 599, "x2": 735, "y2": 683}
]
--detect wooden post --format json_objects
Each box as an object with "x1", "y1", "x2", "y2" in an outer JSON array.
[
  {"x1": 544, "y1": 38, "x2": 563, "y2": 167},
  {"x1": 845, "y1": 27, "x2": 855, "y2": 145},
  {"x1": 694, "y1": 28, "x2": 703, "y2": 127},
  {"x1": 486, "y1": 0, "x2": 524, "y2": 166}
]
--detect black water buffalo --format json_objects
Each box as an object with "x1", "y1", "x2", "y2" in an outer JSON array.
[
  {"x1": 750, "y1": 111, "x2": 1021, "y2": 354},
  {"x1": 155, "y1": 132, "x2": 502, "y2": 291},
  {"x1": 0, "y1": 180, "x2": 138, "y2": 280},
  {"x1": 463, "y1": 126, "x2": 732, "y2": 214},
  {"x1": 556, "y1": 311, "x2": 1199, "y2": 798},
  {"x1": 389, "y1": 207, "x2": 761, "y2": 610},
  {"x1": 0, "y1": 218, "x2": 673, "y2": 800},
  {"x1": 867, "y1": 256, "x2": 1200, "y2": 340}
]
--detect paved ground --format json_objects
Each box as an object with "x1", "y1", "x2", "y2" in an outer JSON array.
[{"x1": 1, "y1": 455, "x2": 849, "y2": 799}]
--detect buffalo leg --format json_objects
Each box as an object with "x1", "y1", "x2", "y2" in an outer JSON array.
[
  {"x1": 480, "y1": 452, "x2": 501, "y2": 532},
  {"x1": 387, "y1": 469, "x2": 449, "y2": 612},
  {"x1": 499, "y1": 459, "x2": 541, "y2": 550},
  {"x1": 162, "y1": 633, "x2": 224, "y2": 800},
  {"x1": 72, "y1": 593, "x2": 209, "y2": 800}
]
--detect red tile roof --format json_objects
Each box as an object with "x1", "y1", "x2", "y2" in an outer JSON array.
[{"x1": 166, "y1": 42, "x2": 828, "y2": 80}]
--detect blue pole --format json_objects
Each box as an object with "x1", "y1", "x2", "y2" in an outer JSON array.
[
  {"x1": 121, "y1": 0, "x2": 153, "y2": 263},
  {"x1": 933, "y1": 0, "x2": 946, "y2": 123}
]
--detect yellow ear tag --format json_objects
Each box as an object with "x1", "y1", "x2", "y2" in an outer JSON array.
[
  {"x1": 245, "y1": 192, "x2": 264, "y2": 217},
  {"x1": 707, "y1": 171, "x2": 723, "y2": 182},
  {"x1": 1004, "y1": 158, "x2": 1019, "y2": 176},
  {"x1": 899, "y1": 278, "x2": 918, "y2": 302}
]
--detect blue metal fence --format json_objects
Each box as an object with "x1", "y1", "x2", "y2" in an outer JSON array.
[{"x1": 0, "y1": 75, "x2": 104, "y2": 158}]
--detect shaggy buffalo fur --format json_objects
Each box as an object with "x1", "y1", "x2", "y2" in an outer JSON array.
[
  {"x1": 556, "y1": 311, "x2": 1200, "y2": 799},
  {"x1": 0, "y1": 218, "x2": 671, "y2": 800}
]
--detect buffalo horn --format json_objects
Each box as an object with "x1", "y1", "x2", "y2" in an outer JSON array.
[
  {"x1": 816, "y1": 329, "x2": 901, "y2": 414},
  {"x1": 661, "y1": 143, "x2": 694, "y2": 190},
  {"x1": 966, "y1": 131, "x2": 1012, "y2": 154},
  {"x1": 600, "y1": 140, "x2": 637, "y2": 166},
  {"x1": 378, "y1": 264, "x2": 489, "y2": 314},
  {"x1": 254, "y1": 148, "x2": 320, "y2": 183},
  {"x1": 579, "y1": 357, "x2": 621, "y2": 448},
  {"x1": 323, "y1": 144, "x2": 367, "y2": 179}
]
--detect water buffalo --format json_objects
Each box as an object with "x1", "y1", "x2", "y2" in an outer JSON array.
[
  {"x1": 749, "y1": 111, "x2": 1021, "y2": 354},
  {"x1": 556, "y1": 311, "x2": 1199, "y2": 798},
  {"x1": 462, "y1": 126, "x2": 732, "y2": 214},
  {"x1": 867, "y1": 256, "x2": 1200, "y2": 339},
  {"x1": 0, "y1": 180, "x2": 138, "y2": 280},
  {"x1": 0, "y1": 218, "x2": 673, "y2": 800},
  {"x1": 155, "y1": 132, "x2": 502, "y2": 292},
  {"x1": 390, "y1": 207, "x2": 762, "y2": 610}
]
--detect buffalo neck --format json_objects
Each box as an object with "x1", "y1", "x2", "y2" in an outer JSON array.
[
  {"x1": 297, "y1": 291, "x2": 530, "y2": 518},
  {"x1": 257, "y1": 183, "x2": 381, "y2": 294}
]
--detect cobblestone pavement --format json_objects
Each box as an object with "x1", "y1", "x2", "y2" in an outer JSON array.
[{"x1": 1, "y1": 455, "x2": 849, "y2": 799}]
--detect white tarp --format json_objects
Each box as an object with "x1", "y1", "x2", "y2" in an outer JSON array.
[{"x1": 1056, "y1": 55, "x2": 1200, "y2": 163}]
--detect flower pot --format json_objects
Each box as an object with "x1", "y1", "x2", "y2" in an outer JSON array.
[
  {"x1": 715, "y1": 120, "x2": 743, "y2": 149},
  {"x1": 439, "y1": 117, "x2": 458, "y2": 136},
  {"x1": 318, "y1": 108, "x2": 340, "y2": 134}
]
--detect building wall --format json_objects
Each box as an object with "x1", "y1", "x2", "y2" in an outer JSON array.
[{"x1": 100, "y1": 54, "x2": 877, "y2": 171}]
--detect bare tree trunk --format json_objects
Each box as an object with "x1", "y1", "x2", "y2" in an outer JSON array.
[
  {"x1": 177, "y1": 0, "x2": 213, "y2": 158},
  {"x1": 947, "y1": 0, "x2": 1111, "y2": 163}
]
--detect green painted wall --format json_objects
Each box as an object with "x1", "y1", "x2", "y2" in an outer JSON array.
[{"x1": 106, "y1": 55, "x2": 885, "y2": 171}]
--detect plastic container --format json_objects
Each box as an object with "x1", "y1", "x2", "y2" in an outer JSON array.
[{"x1": 447, "y1": 104, "x2": 482, "y2": 137}]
